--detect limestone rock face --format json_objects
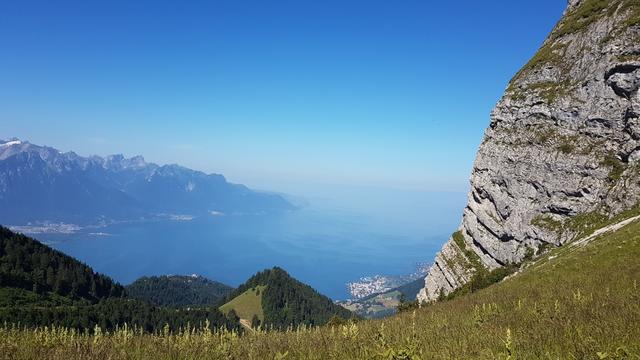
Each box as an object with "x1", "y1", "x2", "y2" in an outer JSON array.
[{"x1": 418, "y1": 0, "x2": 640, "y2": 302}]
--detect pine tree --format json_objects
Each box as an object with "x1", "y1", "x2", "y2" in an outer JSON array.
[{"x1": 251, "y1": 314, "x2": 261, "y2": 329}]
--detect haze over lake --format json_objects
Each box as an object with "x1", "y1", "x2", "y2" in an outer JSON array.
[{"x1": 36, "y1": 186, "x2": 465, "y2": 299}]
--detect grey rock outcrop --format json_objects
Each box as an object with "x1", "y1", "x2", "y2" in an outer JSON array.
[{"x1": 419, "y1": 0, "x2": 640, "y2": 302}]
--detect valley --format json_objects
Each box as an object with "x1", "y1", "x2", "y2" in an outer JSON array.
[
  {"x1": 2, "y1": 213, "x2": 639, "y2": 358},
  {"x1": 1, "y1": 0, "x2": 640, "y2": 358}
]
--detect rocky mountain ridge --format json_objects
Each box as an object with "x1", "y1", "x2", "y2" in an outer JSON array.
[
  {"x1": 0, "y1": 138, "x2": 294, "y2": 224},
  {"x1": 418, "y1": 0, "x2": 640, "y2": 302}
]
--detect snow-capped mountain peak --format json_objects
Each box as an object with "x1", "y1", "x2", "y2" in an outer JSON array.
[
  {"x1": 0, "y1": 139, "x2": 22, "y2": 147},
  {"x1": 0, "y1": 137, "x2": 294, "y2": 224}
]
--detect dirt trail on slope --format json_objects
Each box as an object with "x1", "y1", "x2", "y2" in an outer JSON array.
[
  {"x1": 239, "y1": 319, "x2": 254, "y2": 333},
  {"x1": 571, "y1": 215, "x2": 640, "y2": 248}
]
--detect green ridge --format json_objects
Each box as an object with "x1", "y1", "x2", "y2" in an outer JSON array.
[
  {"x1": 0, "y1": 226, "x2": 238, "y2": 333},
  {"x1": 126, "y1": 275, "x2": 233, "y2": 307},
  {"x1": 219, "y1": 267, "x2": 355, "y2": 329}
]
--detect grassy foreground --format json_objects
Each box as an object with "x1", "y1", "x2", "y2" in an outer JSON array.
[{"x1": 1, "y1": 221, "x2": 640, "y2": 359}]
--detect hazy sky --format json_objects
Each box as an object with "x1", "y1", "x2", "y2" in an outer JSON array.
[{"x1": 0, "y1": 0, "x2": 566, "y2": 193}]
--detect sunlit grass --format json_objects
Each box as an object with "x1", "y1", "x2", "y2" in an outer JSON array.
[{"x1": 219, "y1": 285, "x2": 265, "y2": 321}]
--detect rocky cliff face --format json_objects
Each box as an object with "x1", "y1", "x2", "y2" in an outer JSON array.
[{"x1": 418, "y1": 0, "x2": 640, "y2": 302}]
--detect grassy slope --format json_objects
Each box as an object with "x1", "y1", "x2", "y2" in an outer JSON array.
[
  {"x1": 219, "y1": 285, "x2": 265, "y2": 321},
  {"x1": 2, "y1": 218, "x2": 638, "y2": 359}
]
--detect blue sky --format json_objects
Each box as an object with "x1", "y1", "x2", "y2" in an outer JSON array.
[{"x1": 0, "y1": 0, "x2": 566, "y2": 193}]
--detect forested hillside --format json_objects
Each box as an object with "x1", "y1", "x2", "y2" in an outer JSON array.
[
  {"x1": 220, "y1": 267, "x2": 354, "y2": 329},
  {"x1": 0, "y1": 226, "x2": 124, "y2": 301},
  {"x1": 126, "y1": 275, "x2": 233, "y2": 307},
  {"x1": 0, "y1": 226, "x2": 239, "y2": 332},
  {"x1": 0, "y1": 295, "x2": 238, "y2": 333}
]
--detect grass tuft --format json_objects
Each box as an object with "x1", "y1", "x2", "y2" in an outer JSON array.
[
  {"x1": 601, "y1": 155, "x2": 626, "y2": 182},
  {"x1": 451, "y1": 230, "x2": 484, "y2": 272}
]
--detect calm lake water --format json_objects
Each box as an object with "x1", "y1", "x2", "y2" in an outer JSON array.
[{"x1": 38, "y1": 189, "x2": 465, "y2": 299}]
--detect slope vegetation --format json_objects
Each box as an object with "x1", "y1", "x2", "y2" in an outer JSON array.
[
  {"x1": 0, "y1": 226, "x2": 125, "y2": 302},
  {"x1": 0, "y1": 227, "x2": 238, "y2": 333},
  {"x1": 219, "y1": 267, "x2": 354, "y2": 329},
  {"x1": 3, "y1": 218, "x2": 638, "y2": 358},
  {"x1": 126, "y1": 275, "x2": 233, "y2": 307},
  {"x1": 219, "y1": 285, "x2": 265, "y2": 322}
]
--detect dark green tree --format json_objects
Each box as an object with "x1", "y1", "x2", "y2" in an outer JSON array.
[{"x1": 251, "y1": 314, "x2": 261, "y2": 329}]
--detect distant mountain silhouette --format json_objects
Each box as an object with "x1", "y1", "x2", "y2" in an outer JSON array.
[{"x1": 0, "y1": 138, "x2": 294, "y2": 224}]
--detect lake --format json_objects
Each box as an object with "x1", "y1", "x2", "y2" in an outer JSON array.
[{"x1": 36, "y1": 188, "x2": 466, "y2": 299}]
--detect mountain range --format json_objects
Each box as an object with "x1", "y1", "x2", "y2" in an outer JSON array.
[
  {"x1": 2, "y1": 1, "x2": 640, "y2": 357},
  {"x1": 0, "y1": 138, "x2": 294, "y2": 225}
]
